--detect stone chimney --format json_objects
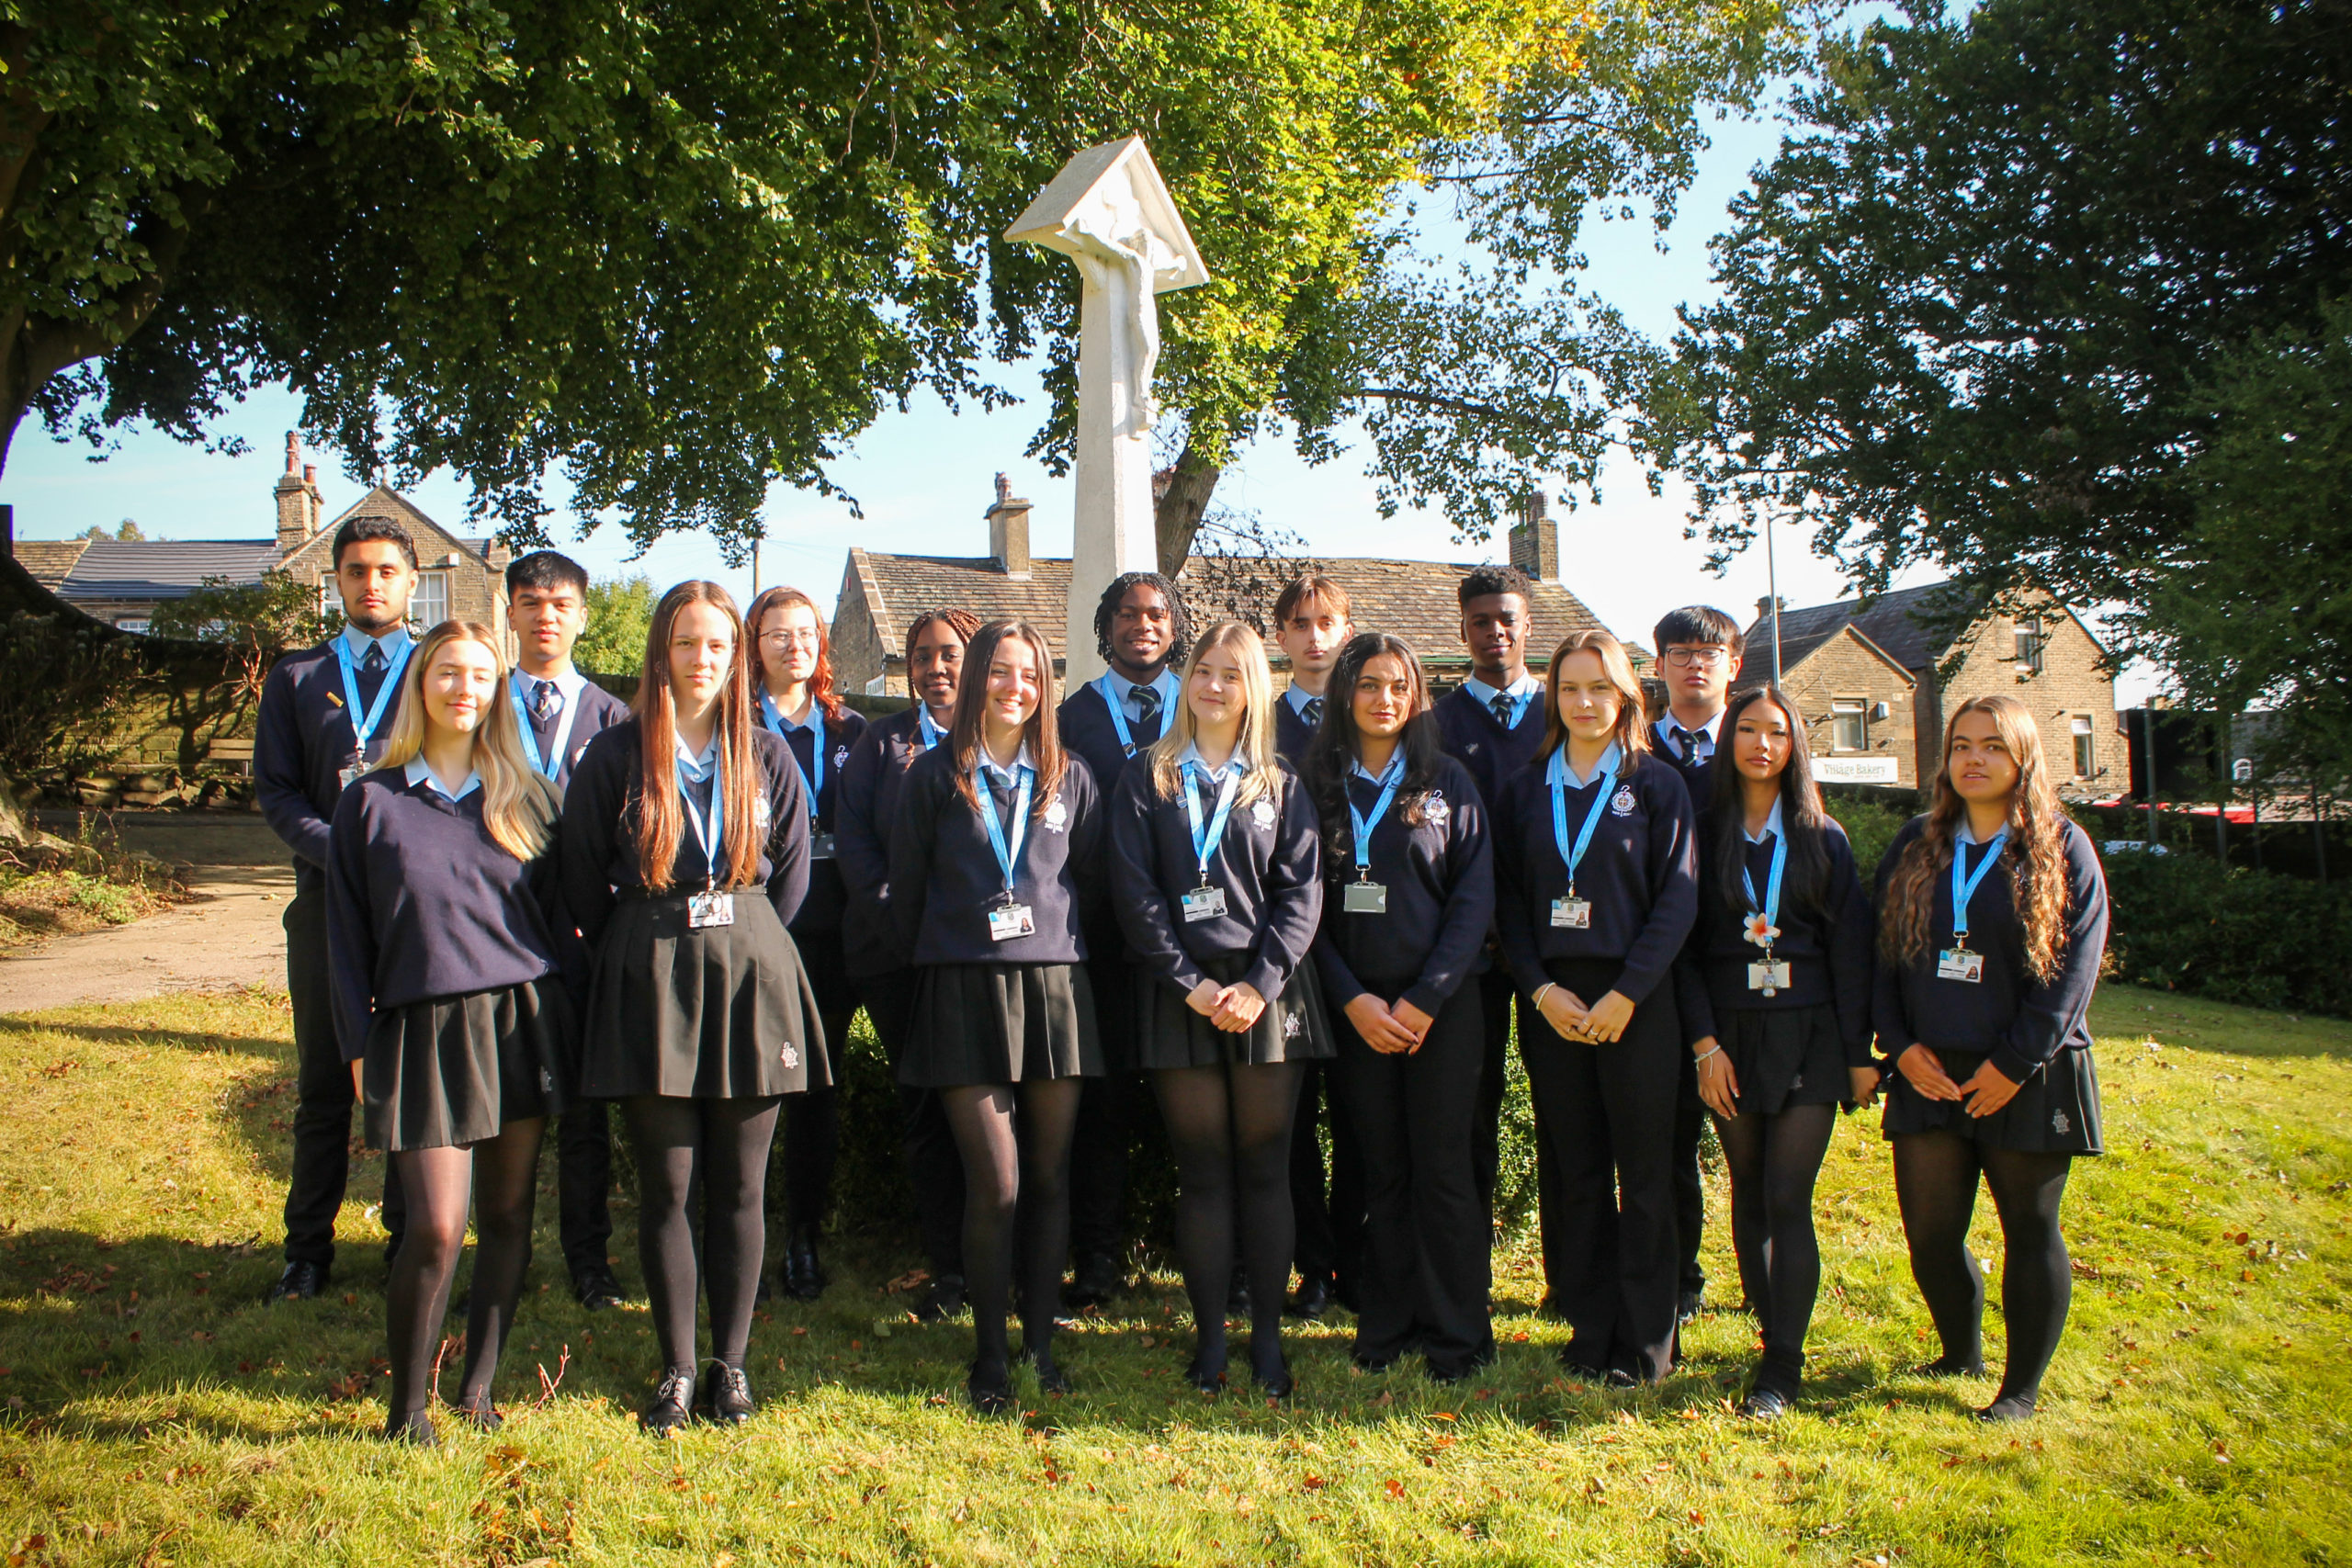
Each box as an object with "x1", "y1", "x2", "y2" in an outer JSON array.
[
  {"x1": 1756, "y1": 593, "x2": 1785, "y2": 622},
  {"x1": 1509, "y1": 491, "x2": 1558, "y2": 582},
  {"x1": 276, "y1": 433, "x2": 323, "y2": 553},
  {"x1": 986, "y1": 471, "x2": 1032, "y2": 580}
]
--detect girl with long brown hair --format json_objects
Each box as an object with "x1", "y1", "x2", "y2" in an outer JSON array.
[
  {"x1": 1492, "y1": 628, "x2": 1699, "y2": 1386},
  {"x1": 888, "y1": 619, "x2": 1106, "y2": 1413},
  {"x1": 559, "y1": 581, "x2": 827, "y2": 1435},
  {"x1": 1109, "y1": 622, "x2": 1330, "y2": 1399},
  {"x1": 745, "y1": 585, "x2": 869, "y2": 1302},
  {"x1": 328, "y1": 621, "x2": 568, "y2": 1443},
  {"x1": 1872, "y1": 693, "x2": 2108, "y2": 1422}
]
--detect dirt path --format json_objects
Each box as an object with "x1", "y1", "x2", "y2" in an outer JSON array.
[{"x1": 0, "y1": 813, "x2": 295, "y2": 1014}]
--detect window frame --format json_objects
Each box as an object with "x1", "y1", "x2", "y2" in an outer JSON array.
[
  {"x1": 1830, "y1": 697, "x2": 1869, "y2": 754},
  {"x1": 2070, "y1": 714, "x2": 2096, "y2": 778},
  {"x1": 2013, "y1": 615, "x2": 2047, "y2": 676}
]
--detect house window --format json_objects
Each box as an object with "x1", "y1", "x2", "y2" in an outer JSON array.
[
  {"x1": 2013, "y1": 616, "x2": 2046, "y2": 676},
  {"x1": 117, "y1": 618, "x2": 150, "y2": 635},
  {"x1": 2071, "y1": 715, "x2": 2095, "y2": 778},
  {"x1": 412, "y1": 570, "x2": 449, "y2": 631},
  {"x1": 1831, "y1": 699, "x2": 1868, "y2": 753}
]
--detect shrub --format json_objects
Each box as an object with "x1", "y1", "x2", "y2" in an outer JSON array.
[
  {"x1": 2100, "y1": 850, "x2": 2352, "y2": 1018},
  {"x1": 1825, "y1": 795, "x2": 1914, "y2": 884}
]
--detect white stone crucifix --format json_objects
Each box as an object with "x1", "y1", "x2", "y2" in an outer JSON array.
[{"x1": 1006, "y1": 137, "x2": 1208, "y2": 685}]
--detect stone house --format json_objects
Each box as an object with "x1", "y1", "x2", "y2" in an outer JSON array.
[
  {"x1": 1751, "y1": 582, "x2": 2120, "y2": 795},
  {"x1": 830, "y1": 479, "x2": 1634, "y2": 696},
  {"x1": 28, "y1": 434, "x2": 509, "y2": 641}
]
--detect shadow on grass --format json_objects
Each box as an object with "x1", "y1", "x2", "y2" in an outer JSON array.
[{"x1": 0, "y1": 1011, "x2": 292, "y2": 1065}]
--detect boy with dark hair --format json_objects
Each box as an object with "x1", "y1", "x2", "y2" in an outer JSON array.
[
  {"x1": 254, "y1": 514, "x2": 423, "y2": 1301},
  {"x1": 1431, "y1": 563, "x2": 1549, "y2": 1256},
  {"x1": 1648, "y1": 603, "x2": 1746, "y2": 1323},
  {"x1": 1057, "y1": 570, "x2": 1191, "y2": 1305},
  {"x1": 503, "y1": 549, "x2": 634, "y2": 1309}
]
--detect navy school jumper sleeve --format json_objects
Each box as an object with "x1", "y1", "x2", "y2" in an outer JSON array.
[
  {"x1": 1674, "y1": 818, "x2": 1875, "y2": 1064},
  {"x1": 1108, "y1": 760, "x2": 1323, "y2": 1003},
  {"x1": 1493, "y1": 749, "x2": 1698, "y2": 1004},
  {"x1": 1312, "y1": 752, "x2": 1496, "y2": 1019},
  {"x1": 888, "y1": 745, "x2": 1102, "y2": 966},
  {"x1": 255, "y1": 642, "x2": 406, "y2": 885},
  {"x1": 832, "y1": 707, "x2": 929, "y2": 976}
]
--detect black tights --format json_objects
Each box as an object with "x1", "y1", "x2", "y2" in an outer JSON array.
[
  {"x1": 622, "y1": 1095, "x2": 782, "y2": 1375},
  {"x1": 942, "y1": 1078, "x2": 1083, "y2": 1376},
  {"x1": 384, "y1": 1119, "x2": 545, "y2": 1424},
  {"x1": 1894, "y1": 1132, "x2": 2074, "y2": 1409},
  {"x1": 1153, "y1": 1061, "x2": 1303, "y2": 1379},
  {"x1": 1713, "y1": 1102, "x2": 1838, "y2": 1390}
]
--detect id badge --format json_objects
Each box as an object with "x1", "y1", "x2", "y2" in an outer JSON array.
[
  {"x1": 988, "y1": 903, "x2": 1035, "y2": 942},
  {"x1": 1181, "y1": 885, "x2": 1227, "y2": 923},
  {"x1": 338, "y1": 753, "x2": 365, "y2": 790},
  {"x1": 1936, "y1": 947, "x2": 1984, "y2": 984},
  {"x1": 809, "y1": 831, "x2": 835, "y2": 861},
  {"x1": 1747, "y1": 960, "x2": 1792, "y2": 996},
  {"x1": 1551, "y1": 897, "x2": 1592, "y2": 930},
  {"x1": 687, "y1": 890, "x2": 736, "y2": 930},
  {"x1": 1342, "y1": 881, "x2": 1387, "y2": 914}
]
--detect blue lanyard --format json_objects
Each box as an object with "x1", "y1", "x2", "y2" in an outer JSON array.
[
  {"x1": 1546, "y1": 748, "x2": 1615, "y2": 895},
  {"x1": 1096, "y1": 671, "x2": 1173, "y2": 757},
  {"x1": 1740, "y1": 832, "x2": 1789, "y2": 942},
  {"x1": 917, "y1": 709, "x2": 947, "y2": 750},
  {"x1": 676, "y1": 753, "x2": 724, "y2": 886},
  {"x1": 1181, "y1": 760, "x2": 1239, "y2": 886},
  {"x1": 1348, "y1": 755, "x2": 1405, "y2": 880},
  {"x1": 334, "y1": 636, "x2": 411, "y2": 755},
  {"x1": 761, "y1": 692, "x2": 824, "y2": 818},
  {"x1": 1950, "y1": 829, "x2": 2008, "y2": 944},
  {"x1": 974, "y1": 761, "x2": 1034, "y2": 897}
]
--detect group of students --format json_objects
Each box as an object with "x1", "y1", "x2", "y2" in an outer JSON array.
[{"x1": 253, "y1": 514, "x2": 2109, "y2": 1444}]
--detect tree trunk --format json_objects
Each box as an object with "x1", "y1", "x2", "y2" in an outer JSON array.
[{"x1": 1154, "y1": 437, "x2": 1223, "y2": 578}]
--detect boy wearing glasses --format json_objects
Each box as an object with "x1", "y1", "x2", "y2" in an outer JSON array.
[{"x1": 1649, "y1": 604, "x2": 1746, "y2": 1326}]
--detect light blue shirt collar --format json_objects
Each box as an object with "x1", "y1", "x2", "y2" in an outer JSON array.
[
  {"x1": 1463, "y1": 672, "x2": 1541, "y2": 705},
  {"x1": 342, "y1": 623, "x2": 413, "y2": 662},
  {"x1": 674, "y1": 730, "x2": 720, "y2": 782},
  {"x1": 1350, "y1": 751, "x2": 1406, "y2": 785},
  {"x1": 978, "y1": 744, "x2": 1035, "y2": 786},
  {"x1": 516, "y1": 663, "x2": 584, "y2": 701},
  {"x1": 1180, "y1": 741, "x2": 1240, "y2": 783},
  {"x1": 1743, "y1": 795, "x2": 1785, "y2": 845},
  {"x1": 1956, "y1": 816, "x2": 2007, "y2": 847},
  {"x1": 1283, "y1": 683, "x2": 1326, "y2": 718},
  {"x1": 1104, "y1": 667, "x2": 1181, "y2": 719},
  {"x1": 403, "y1": 756, "x2": 481, "y2": 801},
  {"x1": 1657, "y1": 710, "x2": 1724, "y2": 750},
  {"x1": 1556, "y1": 739, "x2": 1623, "y2": 790}
]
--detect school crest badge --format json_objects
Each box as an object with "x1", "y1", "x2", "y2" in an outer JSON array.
[
  {"x1": 1251, "y1": 798, "x2": 1277, "y2": 831},
  {"x1": 1043, "y1": 797, "x2": 1069, "y2": 833},
  {"x1": 753, "y1": 794, "x2": 773, "y2": 830},
  {"x1": 2051, "y1": 1109, "x2": 2070, "y2": 1135},
  {"x1": 1425, "y1": 793, "x2": 1451, "y2": 828},
  {"x1": 1611, "y1": 785, "x2": 1638, "y2": 818},
  {"x1": 833, "y1": 746, "x2": 850, "y2": 768}
]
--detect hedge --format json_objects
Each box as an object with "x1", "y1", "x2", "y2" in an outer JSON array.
[{"x1": 2098, "y1": 850, "x2": 2352, "y2": 1018}]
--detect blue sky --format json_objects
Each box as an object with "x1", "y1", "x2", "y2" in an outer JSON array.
[{"x1": 5, "y1": 96, "x2": 2143, "y2": 695}]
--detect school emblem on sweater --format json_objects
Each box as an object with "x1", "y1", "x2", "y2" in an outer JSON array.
[
  {"x1": 1043, "y1": 797, "x2": 1069, "y2": 833},
  {"x1": 833, "y1": 746, "x2": 850, "y2": 768},
  {"x1": 753, "y1": 794, "x2": 772, "y2": 830},
  {"x1": 1611, "y1": 785, "x2": 1638, "y2": 817},
  {"x1": 1283, "y1": 1011, "x2": 1301, "y2": 1039},
  {"x1": 1425, "y1": 793, "x2": 1451, "y2": 828},
  {"x1": 2052, "y1": 1109, "x2": 2070, "y2": 1134},
  {"x1": 783, "y1": 1043, "x2": 799, "y2": 1070},
  {"x1": 1251, "y1": 798, "x2": 1277, "y2": 831}
]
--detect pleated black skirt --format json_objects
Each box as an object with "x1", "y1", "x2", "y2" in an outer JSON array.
[
  {"x1": 897, "y1": 962, "x2": 1102, "y2": 1088},
  {"x1": 1880, "y1": 1043, "x2": 2103, "y2": 1155},
  {"x1": 578, "y1": 890, "x2": 829, "y2": 1100},
  {"x1": 1713, "y1": 1003, "x2": 1852, "y2": 1116},
  {"x1": 1130, "y1": 949, "x2": 1336, "y2": 1070},
  {"x1": 362, "y1": 978, "x2": 570, "y2": 1152}
]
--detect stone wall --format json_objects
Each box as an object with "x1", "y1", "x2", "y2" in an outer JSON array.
[
  {"x1": 1932, "y1": 595, "x2": 2120, "y2": 797},
  {"x1": 1777, "y1": 628, "x2": 1920, "y2": 784}
]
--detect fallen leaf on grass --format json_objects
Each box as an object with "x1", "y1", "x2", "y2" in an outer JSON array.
[{"x1": 1385, "y1": 1479, "x2": 1406, "y2": 1500}]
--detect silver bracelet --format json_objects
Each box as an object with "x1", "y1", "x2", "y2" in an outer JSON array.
[
  {"x1": 1533, "y1": 983, "x2": 1557, "y2": 1008},
  {"x1": 1693, "y1": 1045, "x2": 1723, "y2": 1066}
]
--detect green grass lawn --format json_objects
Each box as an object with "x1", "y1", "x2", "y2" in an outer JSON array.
[{"x1": 0, "y1": 984, "x2": 2346, "y2": 1565}]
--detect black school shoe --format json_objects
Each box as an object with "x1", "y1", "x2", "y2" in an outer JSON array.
[
  {"x1": 1065, "y1": 1251, "x2": 1125, "y2": 1308},
  {"x1": 1284, "y1": 1275, "x2": 1335, "y2": 1321},
  {"x1": 1246, "y1": 1344, "x2": 1295, "y2": 1402},
  {"x1": 1741, "y1": 1384, "x2": 1792, "y2": 1420},
  {"x1": 452, "y1": 1396, "x2": 503, "y2": 1432},
  {"x1": 698, "y1": 1361, "x2": 756, "y2": 1427},
  {"x1": 1974, "y1": 1393, "x2": 2037, "y2": 1423},
  {"x1": 784, "y1": 1229, "x2": 826, "y2": 1301},
  {"x1": 573, "y1": 1263, "x2": 626, "y2": 1312},
  {"x1": 264, "y1": 1260, "x2": 325, "y2": 1304},
  {"x1": 641, "y1": 1369, "x2": 695, "y2": 1437},
  {"x1": 967, "y1": 1359, "x2": 1013, "y2": 1415},
  {"x1": 1913, "y1": 1354, "x2": 1987, "y2": 1379},
  {"x1": 384, "y1": 1408, "x2": 438, "y2": 1446},
  {"x1": 912, "y1": 1274, "x2": 967, "y2": 1322},
  {"x1": 1676, "y1": 1288, "x2": 1705, "y2": 1325}
]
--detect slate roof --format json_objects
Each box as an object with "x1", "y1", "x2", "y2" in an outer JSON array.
[
  {"x1": 56, "y1": 539, "x2": 282, "y2": 602},
  {"x1": 14, "y1": 539, "x2": 88, "y2": 590},
  {"x1": 1752, "y1": 581, "x2": 1984, "y2": 674},
  {"x1": 849, "y1": 548, "x2": 1631, "y2": 667}
]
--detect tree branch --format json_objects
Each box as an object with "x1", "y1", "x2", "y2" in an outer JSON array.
[{"x1": 1349, "y1": 385, "x2": 1558, "y2": 432}]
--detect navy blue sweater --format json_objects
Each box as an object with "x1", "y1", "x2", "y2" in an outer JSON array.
[
  {"x1": 523, "y1": 675, "x2": 631, "y2": 789},
  {"x1": 1108, "y1": 759, "x2": 1323, "y2": 1003},
  {"x1": 557, "y1": 717, "x2": 810, "y2": 950},
  {"x1": 1871, "y1": 814, "x2": 2109, "y2": 1086},
  {"x1": 888, "y1": 745, "x2": 1103, "y2": 966},
  {"x1": 326, "y1": 769, "x2": 564, "y2": 1061},
  {"x1": 1433, "y1": 683, "x2": 1548, "y2": 813},
  {"x1": 1313, "y1": 752, "x2": 1496, "y2": 1018},
  {"x1": 1057, "y1": 680, "x2": 1164, "y2": 807},
  {"x1": 255, "y1": 641, "x2": 408, "y2": 892},
  {"x1": 764, "y1": 702, "x2": 869, "y2": 938},
  {"x1": 833, "y1": 706, "x2": 942, "y2": 977},
  {"x1": 1493, "y1": 748, "x2": 1699, "y2": 1005},
  {"x1": 1671, "y1": 816, "x2": 1873, "y2": 1060},
  {"x1": 1273, "y1": 693, "x2": 1324, "y2": 771}
]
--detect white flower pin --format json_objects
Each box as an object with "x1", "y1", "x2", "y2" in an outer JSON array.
[{"x1": 1743, "y1": 912, "x2": 1780, "y2": 948}]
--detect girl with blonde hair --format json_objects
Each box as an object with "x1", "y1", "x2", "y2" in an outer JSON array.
[
  {"x1": 1872, "y1": 693, "x2": 2109, "y2": 1422},
  {"x1": 1109, "y1": 621, "x2": 1330, "y2": 1398},
  {"x1": 327, "y1": 620, "x2": 571, "y2": 1444}
]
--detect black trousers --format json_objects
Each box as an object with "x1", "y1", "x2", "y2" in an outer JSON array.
[
  {"x1": 281, "y1": 885, "x2": 404, "y2": 1269},
  {"x1": 1289, "y1": 1057, "x2": 1365, "y2": 1292},
  {"x1": 1333, "y1": 983, "x2": 1492, "y2": 1371},
  {"x1": 781, "y1": 927, "x2": 855, "y2": 1237},
  {"x1": 1521, "y1": 958, "x2": 1681, "y2": 1382},
  {"x1": 1673, "y1": 1049, "x2": 1708, "y2": 1297},
  {"x1": 556, "y1": 1100, "x2": 614, "y2": 1278},
  {"x1": 1480, "y1": 964, "x2": 1562, "y2": 1287},
  {"x1": 864, "y1": 968, "x2": 966, "y2": 1279},
  {"x1": 1069, "y1": 947, "x2": 1141, "y2": 1260}
]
